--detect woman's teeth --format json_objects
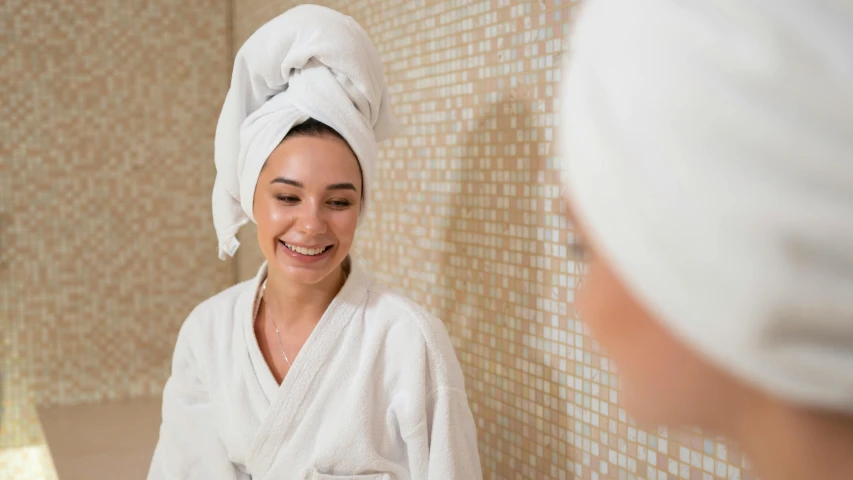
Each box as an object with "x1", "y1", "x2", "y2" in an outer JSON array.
[{"x1": 283, "y1": 242, "x2": 328, "y2": 256}]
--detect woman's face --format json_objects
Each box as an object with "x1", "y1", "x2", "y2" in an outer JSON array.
[
  {"x1": 569, "y1": 203, "x2": 748, "y2": 430},
  {"x1": 253, "y1": 134, "x2": 362, "y2": 286}
]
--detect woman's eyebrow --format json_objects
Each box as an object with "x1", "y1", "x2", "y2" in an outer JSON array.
[
  {"x1": 270, "y1": 177, "x2": 303, "y2": 187},
  {"x1": 269, "y1": 178, "x2": 357, "y2": 191},
  {"x1": 326, "y1": 182, "x2": 357, "y2": 191}
]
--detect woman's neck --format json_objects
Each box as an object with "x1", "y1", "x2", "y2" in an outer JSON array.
[
  {"x1": 731, "y1": 399, "x2": 853, "y2": 480},
  {"x1": 263, "y1": 265, "x2": 347, "y2": 328}
]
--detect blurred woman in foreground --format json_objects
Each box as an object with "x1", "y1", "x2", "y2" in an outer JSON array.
[{"x1": 559, "y1": 1, "x2": 853, "y2": 479}]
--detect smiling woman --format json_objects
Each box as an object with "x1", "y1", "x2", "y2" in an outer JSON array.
[
  {"x1": 147, "y1": 5, "x2": 481, "y2": 480},
  {"x1": 251, "y1": 120, "x2": 364, "y2": 384}
]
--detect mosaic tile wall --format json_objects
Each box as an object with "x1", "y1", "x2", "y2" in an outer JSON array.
[
  {"x1": 1, "y1": 0, "x2": 235, "y2": 473},
  {"x1": 232, "y1": 1, "x2": 758, "y2": 479}
]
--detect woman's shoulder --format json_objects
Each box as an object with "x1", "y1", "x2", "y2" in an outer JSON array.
[
  {"x1": 363, "y1": 280, "x2": 468, "y2": 392},
  {"x1": 194, "y1": 278, "x2": 255, "y2": 314},
  {"x1": 363, "y1": 281, "x2": 459, "y2": 356},
  {"x1": 365, "y1": 282, "x2": 445, "y2": 333},
  {"x1": 180, "y1": 278, "x2": 256, "y2": 338}
]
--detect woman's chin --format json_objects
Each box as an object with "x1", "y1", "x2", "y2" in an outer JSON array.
[{"x1": 272, "y1": 256, "x2": 346, "y2": 286}]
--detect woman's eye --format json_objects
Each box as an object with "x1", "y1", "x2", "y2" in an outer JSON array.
[
  {"x1": 276, "y1": 195, "x2": 299, "y2": 204},
  {"x1": 329, "y1": 200, "x2": 352, "y2": 209}
]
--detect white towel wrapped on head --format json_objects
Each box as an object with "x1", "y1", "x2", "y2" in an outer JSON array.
[
  {"x1": 560, "y1": 0, "x2": 853, "y2": 413},
  {"x1": 212, "y1": 4, "x2": 399, "y2": 260}
]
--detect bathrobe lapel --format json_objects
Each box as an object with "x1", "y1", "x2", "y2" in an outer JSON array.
[{"x1": 244, "y1": 265, "x2": 371, "y2": 477}]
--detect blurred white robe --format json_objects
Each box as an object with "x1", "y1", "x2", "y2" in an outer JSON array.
[{"x1": 148, "y1": 264, "x2": 482, "y2": 480}]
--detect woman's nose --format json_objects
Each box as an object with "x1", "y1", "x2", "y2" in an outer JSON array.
[{"x1": 294, "y1": 202, "x2": 327, "y2": 235}]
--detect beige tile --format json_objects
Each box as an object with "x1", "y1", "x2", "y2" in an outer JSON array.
[{"x1": 2, "y1": 0, "x2": 234, "y2": 411}]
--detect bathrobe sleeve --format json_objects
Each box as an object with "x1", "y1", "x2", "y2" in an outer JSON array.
[
  {"x1": 397, "y1": 309, "x2": 483, "y2": 480},
  {"x1": 148, "y1": 309, "x2": 247, "y2": 480},
  {"x1": 408, "y1": 386, "x2": 483, "y2": 480}
]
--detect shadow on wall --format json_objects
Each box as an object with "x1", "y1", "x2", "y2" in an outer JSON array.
[
  {"x1": 440, "y1": 97, "x2": 750, "y2": 480},
  {"x1": 435, "y1": 97, "x2": 584, "y2": 479}
]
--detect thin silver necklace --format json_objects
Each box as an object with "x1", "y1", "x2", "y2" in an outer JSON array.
[{"x1": 262, "y1": 283, "x2": 292, "y2": 367}]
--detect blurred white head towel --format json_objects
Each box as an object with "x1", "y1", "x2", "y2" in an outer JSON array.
[
  {"x1": 212, "y1": 4, "x2": 398, "y2": 260},
  {"x1": 560, "y1": 0, "x2": 853, "y2": 412}
]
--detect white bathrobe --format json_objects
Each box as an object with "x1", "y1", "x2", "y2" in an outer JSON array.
[{"x1": 148, "y1": 264, "x2": 482, "y2": 480}]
